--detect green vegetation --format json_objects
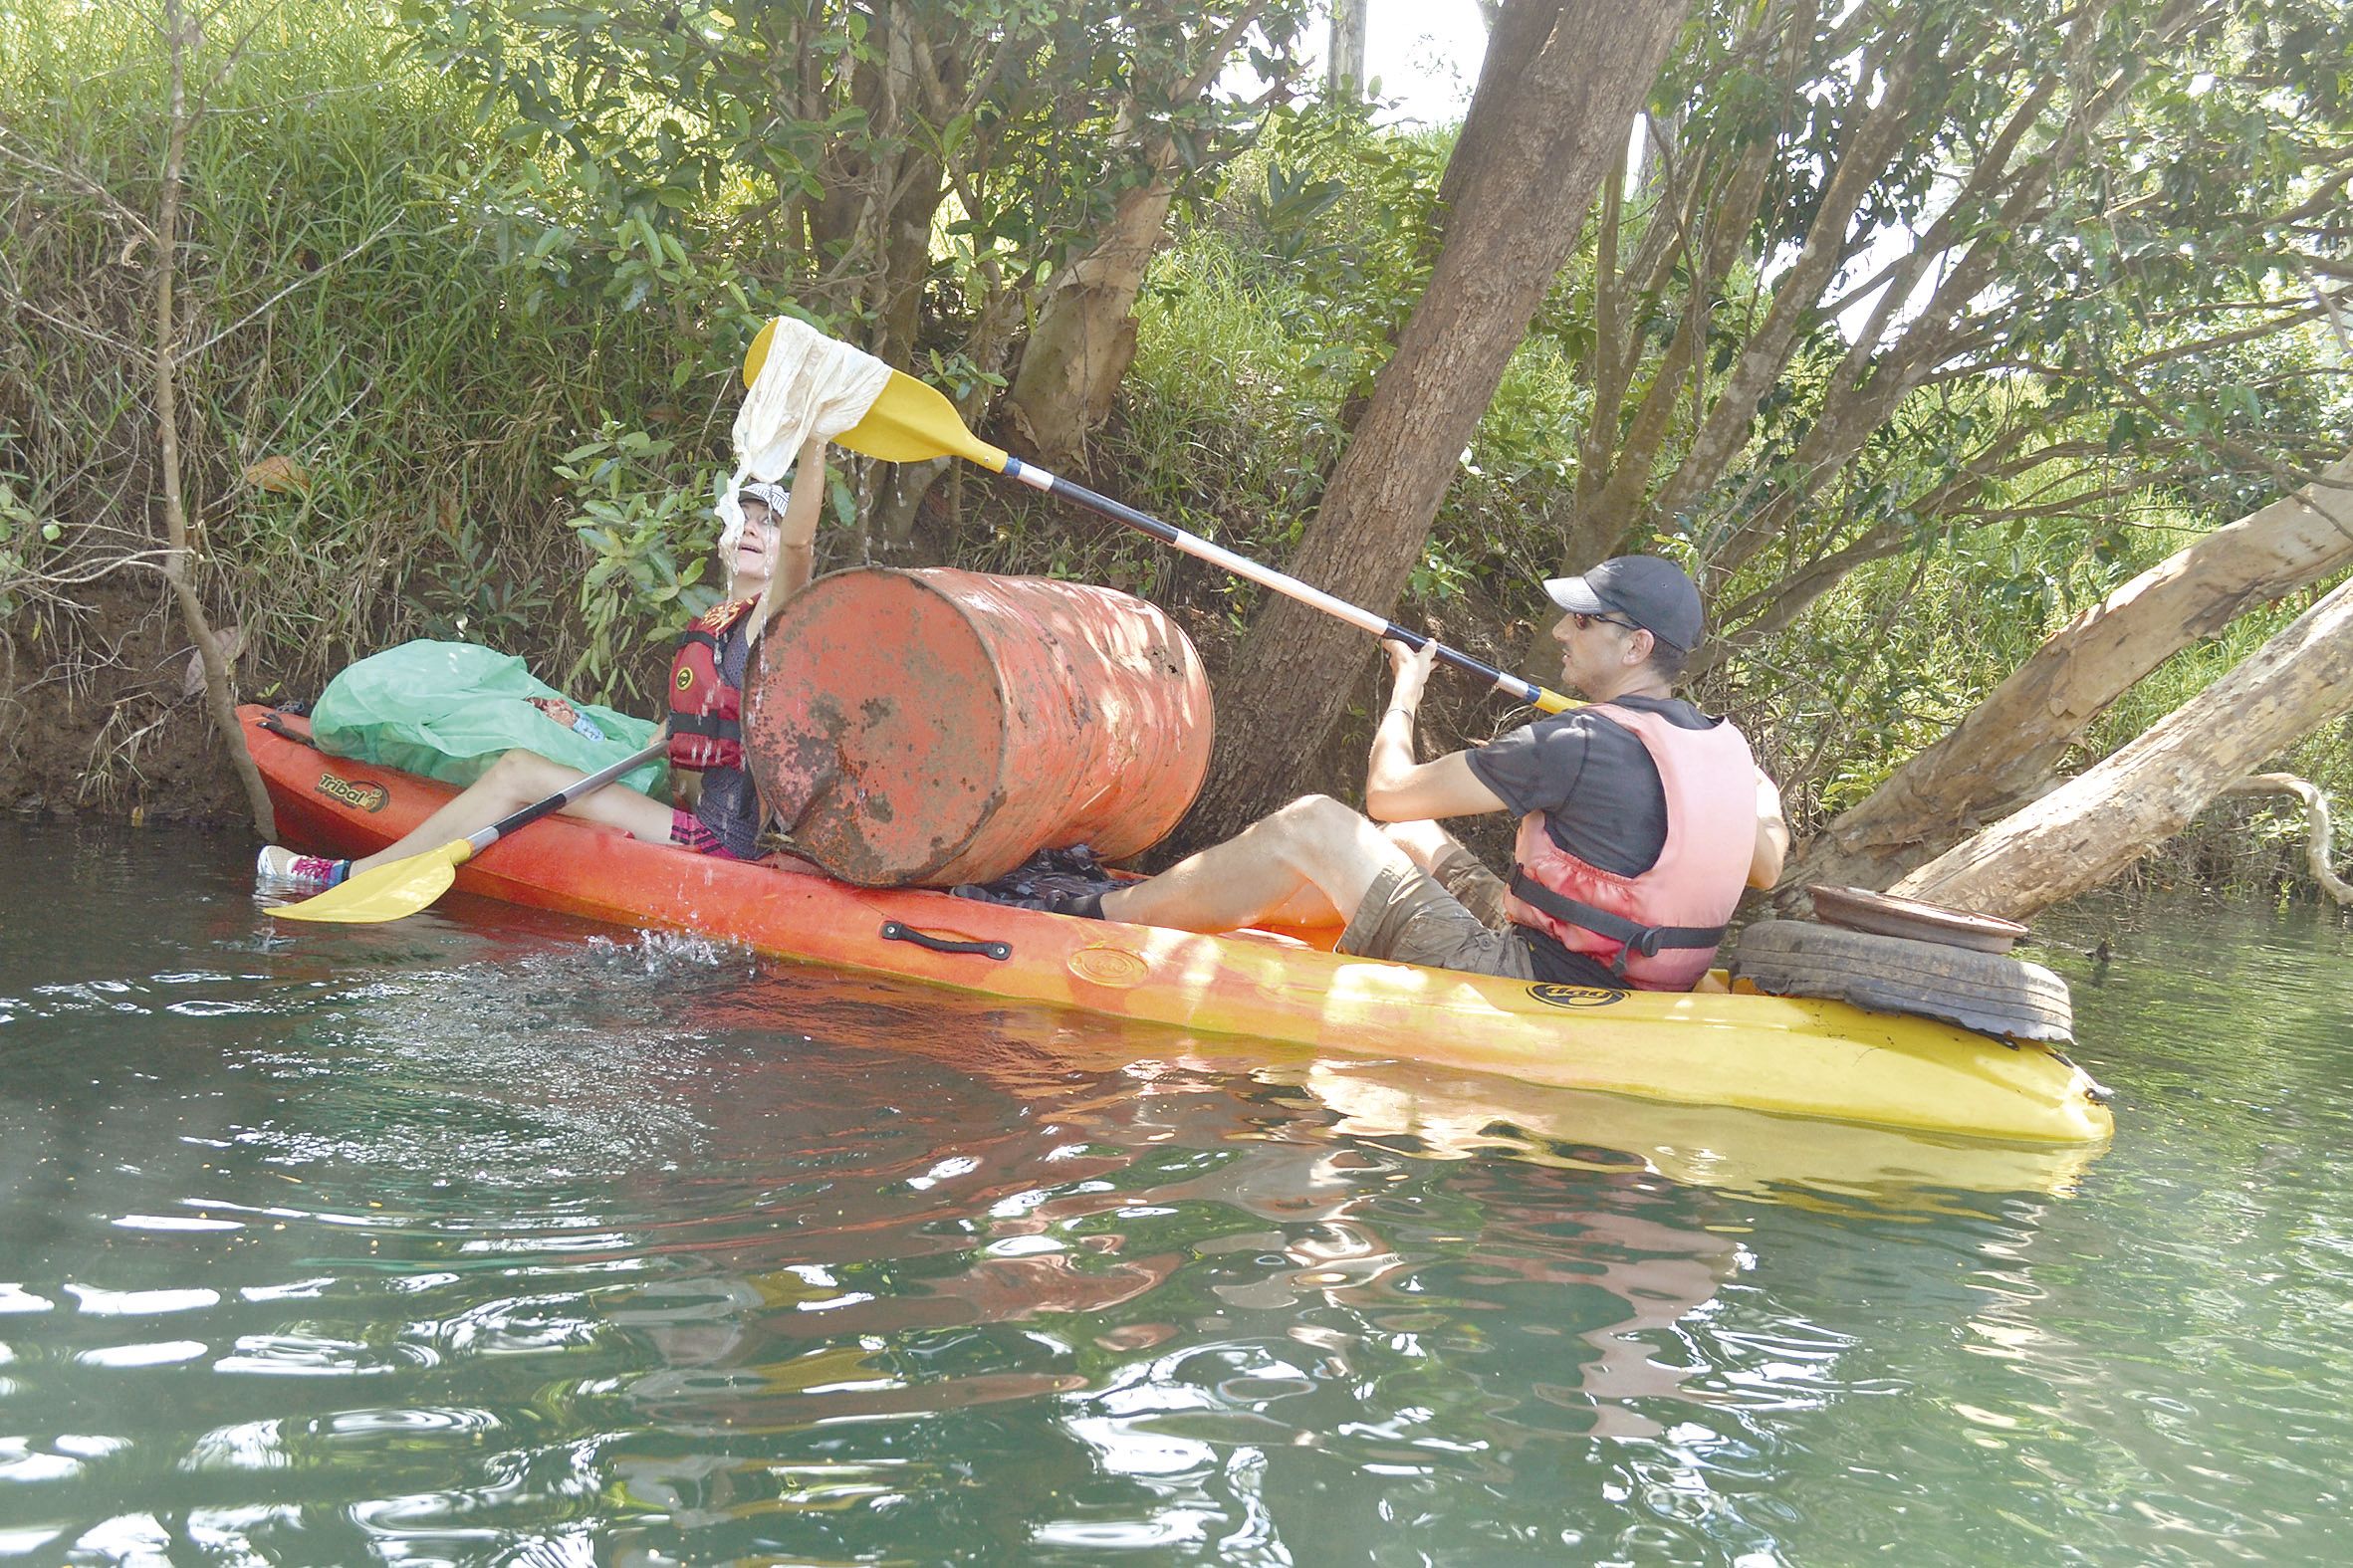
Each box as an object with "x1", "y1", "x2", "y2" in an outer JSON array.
[
  {"x1": 1, "y1": 0, "x2": 2345, "y2": 898},
  {"x1": 0, "y1": 0, "x2": 705, "y2": 708}
]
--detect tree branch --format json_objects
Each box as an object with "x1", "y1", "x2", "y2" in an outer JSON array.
[
  {"x1": 152, "y1": 0, "x2": 276, "y2": 839},
  {"x1": 2217, "y1": 775, "x2": 2351, "y2": 904}
]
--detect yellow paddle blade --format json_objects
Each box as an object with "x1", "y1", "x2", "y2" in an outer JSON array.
[
  {"x1": 837, "y1": 370, "x2": 1011, "y2": 471},
  {"x1": 741, "y1": 319, "x2": 1008, "y2": 472},
  {"x1": 271, "y1": 839, "x2": 471, "y2": 924},
  {"x1": 744, "y1": 315, "x2": 780, "y2": 388}
]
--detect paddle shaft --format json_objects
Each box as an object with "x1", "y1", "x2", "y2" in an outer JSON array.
[
  {"x1": 1000, "y1": 458, "x2": 1574, "y2": 714},
  {"x1": 738, "y1": 328, "x2": 1576, "y2": 713},
  {"x1": 463, "y1": 738, "x2": 668, "y2": 860}
]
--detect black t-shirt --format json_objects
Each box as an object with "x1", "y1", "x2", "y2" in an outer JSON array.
[{"x1": 1464, "y1": 695, "x2": 1725, "y2": 987}]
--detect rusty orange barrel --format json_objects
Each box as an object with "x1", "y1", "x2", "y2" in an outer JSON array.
[{"x1": 742, "y1": 567, "x2": 1213, "y2": 887}]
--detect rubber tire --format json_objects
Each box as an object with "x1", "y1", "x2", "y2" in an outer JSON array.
[{"x1": 1729, "y1": 918, "x2": 2073, "y2": 1042}]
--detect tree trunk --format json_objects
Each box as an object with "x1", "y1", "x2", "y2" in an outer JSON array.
[
  {"x1": 1553, "y1": 135, "x2": 1774, "y2": 573},
  {"x1": 808, "y1": 2, "x2": 950, "y2": 372},
  {"x1": 1003, "y1": 163, "x2": 1176, "y2": 465},
  {"x1": 1642, "y1": 31, "x2": 1914, "y2": 534},
  {"x1": 1327, "y1": 0, "x2": 1367, "y2": 101},
  {"x1": 864, "y1": 9, "x2": 950, "y2": 372},
  {"x1": 1004, "y1": 9, "x2": 1270, "y2": 465},
  {"x1": 804, "y1": 5, "x2": 958, "y2": 547},
  {"x1": 1889, "y1": 569, "x2": 2353, "y2": 920},
  {"x1": 1789, "y1": 453, "x2": 2353, "y2": 895},
  {"x1": 1521, "y1": 1, "x2": 1805, "y2": 680},
  {"x1": 1173, "y1": 0, "x2": 1691, "y2": 850}
]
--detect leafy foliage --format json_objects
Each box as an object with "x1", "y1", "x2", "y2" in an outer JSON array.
[
  {"x1": 554, "y1": 424, "x2": 714, "y2": 699},
  {"x1": 1543, "y1": 0, "x2": 2350, "y2": 664},
  {"x1": 406, "y1": 513, "x2": 554, "y2": 652},
  {"x1": 396, "y1": 0, "x2": 1312, "y2": 382},
  {"x1": 0, "y1": 476, "x2": 64, "y2": 621},
  {"x1": 5, "y1": 0, "x2": 2346, "y2": 893}
]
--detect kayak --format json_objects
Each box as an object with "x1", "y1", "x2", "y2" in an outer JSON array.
[
  {"x1": 766, "y1": 969, "x2": 2108, "y2": 1201},
  {"x1": 239, "y1": 706, "x2": 2114, "y2": 1147}
]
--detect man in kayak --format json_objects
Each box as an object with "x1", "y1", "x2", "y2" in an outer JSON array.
[
  {"x1": 1053, "y1": 556, "x2": 1788, "y2": 992},
  {"x1": 254, "y1": 437, "x2": 829, "y2": 891}
]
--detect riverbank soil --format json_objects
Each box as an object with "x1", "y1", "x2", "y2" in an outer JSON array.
[
  {"x1": 1, "y1": 578, "x2": 247, "y2": 824},
  {"x1": 1, "y1": 499, "x2": 1537, "y2": 866}
]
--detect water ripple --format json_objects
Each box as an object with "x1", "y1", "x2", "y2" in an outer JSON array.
[{"x1": 2, "y1": 826, "x2": 2348, "y2": 1564}]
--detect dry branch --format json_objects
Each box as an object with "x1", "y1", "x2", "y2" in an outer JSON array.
[
  {"x1": 2216, "y1": 774, "x2": 2350, "y2": 904},
  {"x1": 154, "y1": 0, "x2": 276, "y2": 839}
]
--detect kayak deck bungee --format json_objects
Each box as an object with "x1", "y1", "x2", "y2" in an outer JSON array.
[{"x1": 240, "y1": 706, "x2": 2114, "y2": 1146}]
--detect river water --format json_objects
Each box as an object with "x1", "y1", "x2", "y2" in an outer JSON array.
[{"x1": 1, "y1": 821, "x2": 2346, "y2": 1565}]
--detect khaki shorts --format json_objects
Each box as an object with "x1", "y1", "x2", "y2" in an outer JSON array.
[{"x1": 1336, "y1": 847, "x2": 1535, "y2": 980}]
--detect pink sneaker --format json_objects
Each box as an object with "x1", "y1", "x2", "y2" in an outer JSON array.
[{"x1": 255, "y1": 845, "x2": 349, "y2": 892}]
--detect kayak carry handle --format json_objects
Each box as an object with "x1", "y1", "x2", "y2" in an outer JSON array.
[{"x1": 880, "y1": 921, "x2": 1011, "y2": 962}]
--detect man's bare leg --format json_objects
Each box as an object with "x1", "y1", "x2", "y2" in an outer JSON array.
[
  {"x1": 1378, "y1": 818, "x2": 1470, "y2": 875},
  {"x1": 1099, "y1": 795, "x2": 1415, "y2": 934}
]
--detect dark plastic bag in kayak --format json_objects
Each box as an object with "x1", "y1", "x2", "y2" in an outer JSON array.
[{"x1": 310, "y1": 640, "x2": 668, "y2": 796}]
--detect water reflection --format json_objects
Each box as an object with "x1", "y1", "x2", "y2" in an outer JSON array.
[{"x1": 2, "y1": 825, "x2": 2344, "y2": 1564}]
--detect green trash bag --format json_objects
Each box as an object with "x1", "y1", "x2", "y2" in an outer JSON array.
[{"x1": 310, "y1": 641, "x2": 670, "y2": 797}]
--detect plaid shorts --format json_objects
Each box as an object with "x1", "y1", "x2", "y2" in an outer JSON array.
[
  {"x1": 1335, "y1": 847, "x2": 1535, "y2": 980},
  {"x1": 669, "y1": 807, "x2": 750, "y2": 860}
]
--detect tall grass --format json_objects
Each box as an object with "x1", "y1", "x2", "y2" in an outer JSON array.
[{"x1": 1, "y1": 0, "x2": 725, "y2": 725}]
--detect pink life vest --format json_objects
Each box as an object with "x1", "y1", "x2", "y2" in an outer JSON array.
[{"x1": 1503, "y1": 702, "x2": 1759, "y2": 991}]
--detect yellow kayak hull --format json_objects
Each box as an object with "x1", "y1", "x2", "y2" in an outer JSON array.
[{"x1": 246, "y1": 707, "x2": 2114, "y2": 1148}]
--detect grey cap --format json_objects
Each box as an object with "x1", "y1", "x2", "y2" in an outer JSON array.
[
  {"x1": 1543, "y1": 556, "x2": 1704, "y2": 650},
  {"x1": 737, "y1": 481, "x2": 792, "y2": 513}
]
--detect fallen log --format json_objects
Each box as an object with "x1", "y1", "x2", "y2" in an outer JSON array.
[
  {"x1": 1790, "y1": 453, "x2": 2353, "y2": 895},
  {"x1": 1890, "y1": 571, "x2": 2353, "y2": 920}
]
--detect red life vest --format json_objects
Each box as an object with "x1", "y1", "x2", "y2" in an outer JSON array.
[
  {"x1": 667, "y1": 597, "x2": 755, "y2": 773},
  {"x1": 1503, "y1": 703, "x2": 1759, "y2": 991}
]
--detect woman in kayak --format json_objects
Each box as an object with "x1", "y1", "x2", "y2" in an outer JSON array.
[{"x1": 255, "y1": 436, "x2": 828, "y2": 891}]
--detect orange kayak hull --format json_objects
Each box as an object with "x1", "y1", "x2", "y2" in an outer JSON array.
[{"x1": 239, "y1": 706, "x2": 2113, "y2": 1147}]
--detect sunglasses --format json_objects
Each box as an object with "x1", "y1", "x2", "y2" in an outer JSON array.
[{"x1": 1569, "y1": 610, "x2": 1642, "y2": 633}]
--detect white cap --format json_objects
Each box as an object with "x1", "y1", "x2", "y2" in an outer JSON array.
[{"x1": 717, "y1": 479, "x2": 793, "y2": 554}]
